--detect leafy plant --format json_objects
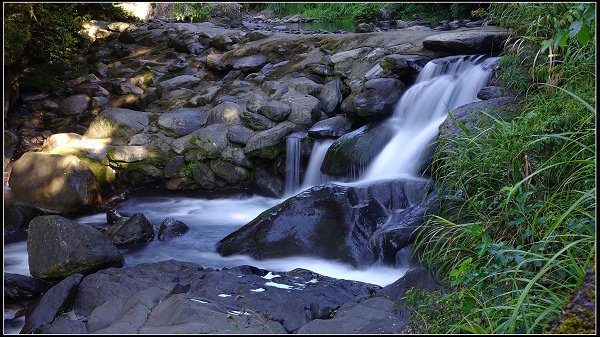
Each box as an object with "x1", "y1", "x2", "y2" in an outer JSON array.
[{"x1": 173, "y1": 3, "x2": 215, "y2": 23}]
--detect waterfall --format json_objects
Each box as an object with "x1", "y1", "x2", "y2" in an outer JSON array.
[
  {"x1": 302, "y1": 139, "x2": 335, "y2": 189},
  {"x1": 360, "y1": 55, "x2": 498, "y2": 182},
  {"x1": 284, "y1": 133, "x2": 302, "y2": 195}
]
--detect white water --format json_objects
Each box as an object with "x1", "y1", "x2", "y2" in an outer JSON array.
[
  {"x1": 284, "y1": 133, "x2": 302, "y2": 195},
  {"x1": 301, "y1": 139, "x2": 334, "y2": 189},
  {"x1": 361, "y1": 55, "x2": 498, "y2": 182}
]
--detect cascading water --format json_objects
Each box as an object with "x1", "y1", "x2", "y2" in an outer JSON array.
[
  {"x1": 284, "y1": 132, "x2": 303, "y2": 195},
  {"x1": 360, "y1": 55, "x2": 498, "y2": 182},
  {"x1": 301, "y1": 139, "x2": 334, "y2": 189}
]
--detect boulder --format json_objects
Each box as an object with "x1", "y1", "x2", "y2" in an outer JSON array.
[
  {"x1": 107, "y1": 145, "x2": 148, "y2": 162},
  {"x1": 21, "y1": 274, "x2": 83, "y2": 334},
  {"x1": 158, "y1": 218, "x2": 190, "y2": 241},
  {"x1": 226, "y1": 125, "x2": 254, "y2": 145},
  {"x1": 190, "y1": 162, "x2": 217, "y2": 190},
  {"x1": 210, "y1": 160, "x2": 250, "y2": 184},
  {"x1": 321, "y1": 122, "x2": 395, "y2": 178},
  {"x1": 244, "y1": 122, "x2": 298, "y2": 159},
  {"x1": 241, "y1": 111, "x2": 276, "y2": 130},
  {"x1": 379, "y1": 54, "x2": 430, "y2": 82},
  {"x1": 156, "y1": 75, "x2": 200, "y2": 94},
  {"x1": 157, "y1": 108, "x2": 208, "y2": 136},
  {"x1": 258, "y1": 101, "x2": 291, "y2": 122},
  {"x1": 308, "y1": 115, "x2": 353, "y2": 139},
  {"x1": 423, "y1": 30, "x2": 509, "y2": 54},
  {"x1": 4, "y1": 273, "x2": 54, "y2": 303},
  {"x1": 9, "y1": 152, "x2": 101, "y2": 213},
  {"x1": 164, "y1": 156, "x2": 185, "y2": 178},
  {"x1": 230, "y1": 54, "x2": 267, "y2": 72},
  {"x1": 206, "y1": 102, "x2": 243, "y2": 126},
  {"x1": 27, "y1": 215, "x2": 123, "y2": 279},
  {"x1": 252, "y1": 168, "x2": 284, "y2": 198},
  {"x1": 217, "y1": 179, "x2": 429, "y2": 266},
  {"x1": 477, "y1": 86, "x2": 508, "y2": 100},
  {"x1": 289, "y1": 77, "x2": 323, "y2": 96},
  {"x1": 83, "y1": 108, "x2": 150, "y2": 145},
  {"x1": 190, "y1": 124, "x2": 229, "y2": 158},
  {"x1": 105, "y1": 213, "x2": 155, "y2": 246},
  {"x1": 317, "y1": 79, "x2": 343, "y2": 115},
  {"x1": 341, "y1": 78, "x2": 405, "y2": 118},
  {"x1": 58, "y1": 94, "x2": 90, "y2": 116},
  {"x1": 280, "y1": 90, "x2": 321, "y2": 126}
]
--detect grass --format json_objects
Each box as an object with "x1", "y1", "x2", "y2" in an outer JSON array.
[{"x1": 403, "y1": 3, "x2": 596, "y2": 334}]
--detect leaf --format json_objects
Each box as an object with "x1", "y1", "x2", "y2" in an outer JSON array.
[
  {"x1": 575, "y1": 23, "x2": 591, "y2": 45},
  {"x1": 568, "y1": 20, "x2": 583, "y2": 38}
]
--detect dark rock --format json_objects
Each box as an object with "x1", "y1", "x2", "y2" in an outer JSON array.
[
  {"x1": 423, "y1": 30, "x2": 510, "y2": 54},
  {"x1": 59, "y1": 94, "x2": 91, "y2": 116},
  {"x1": 308, "y1": 115, "x2": 353, "y2": 139},
  {"x1": 356, "y1": 22, "x2": 377, "y2": 33},
  {"x1": 244, "y1": 122, "x2": 298, "y2": 159},
  {"x1": 341, "y1": 78, "x2": 405, "y2": 118},
  {"x1": 210, "y1": 160, "x2": 249, "y2": 184},
  {"x1": 280, "y1": 90, "x2": 321, "y2": 126},
  {"x1": 158, "y1": 217, "x2": 190, "y2": 241},
  {"x1": 105, "y1": 213, "x2": 155, "y2": 246},
  {"x1": 258, "y1": 101, "x2": 291, "y2": 122},
  {"x1": 289, "y1": 77, "x2": 323, "y2": 96},
  {"x1": 164, "y1": 156, "x2": 185, "y2": 178},
  {"x1": 226, "y1": 125, "x2": 254, "y2": 145},
  {"x1": 477, "y1": 86, "x2": 509, "y2": 100},
  {"x1": 394, "y1": 244, "x2": 414, "y2": 268},
  {"x1": 106, "y1": 209, "x2": 125, "y2": 226},
  {"x1": 241, "y1": 111, "x2": 276, "y2": 131},
  {"x1": 252, "y1": 168, "x2": 284, "y2": 198},
  {"x1": 190, "y1": 124, "x2": 229, "y2": 158},
  {"x1": 231, "y1": 54, "x2": 267, "y2": 73},
  {"x1": 191, "y1": 162, "x2": 217, "y2": 190},
  {"x1": 4, "y1": 273, "x2": 54, "y2": 303},
  {"x1": 321, "y1": 122, "x2": 395, "y2": 178},
  {"x1": 317, "y1": 79, "x2": 343, "y2": 115},
  {"x1": 21, "y1": 274, "x2": 83, "y2": 333},
  {"x1": 217, "y1": 178, "x2": 429, "y2": 266},
  {"x1": 379, "y1": 266, "x2": 439, "y2": 301},
  {"x1": 27, "y1": 216, "x2": 123, "y2": 279},
  {"x1": 379, "y1": 54, "x2": 430, "y2": 82},
  {"x1": 9, "y1": 152, "x2": 101, "y2": 213}
]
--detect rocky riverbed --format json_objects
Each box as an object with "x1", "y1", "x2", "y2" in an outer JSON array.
[{"x1": 4, "y1": 9, "x2": 520, "y2": 334}]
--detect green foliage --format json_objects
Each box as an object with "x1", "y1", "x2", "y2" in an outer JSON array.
[
  {"x1": 173, "y1": 3, "x2": 215, "y2": 23},
  {"x1": 407, "y1": 2, "x2": 596, "y2": 334},
  {"x1": 4, "y1": 4, "x2": 32, "y2": 64}
]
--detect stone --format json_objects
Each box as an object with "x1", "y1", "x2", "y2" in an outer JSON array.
[
  {"x1": 21, "y1": 274, "x2": 83, "y2": 333},
  {"x1": 379, "y1": 54, "x2": 430, "y2": 82},
  {"x1": 156, "y1": 75, "x2": 200, "y2": 94},
  {"x1": 241, "y1": 111, "x2": 276, "y2": 131},
  {"x1": 252, "y1": 168, "x2": 284, "y2": 198},
  {"x1": 230, "y1": 54, "x2": 267, "y2": 73},
  {"x1": 4, "y1": 273, "x2": 53, "y2": 303},
  {"x1": 58, "y1": 94, "x2": 90, "y2": 116},
  {"x1": 74, "y1": 83, "x2": 110, "y2": 97},
  {"x1": 477, "y1": 86, "x2": 508, "y2": 100},
  {"x1": 107, "y1": 145, "x2": 148, "y2": 162},
  {"x1": 308, "y1": 115, "x2": 353, "y2": 139},
  {"x1": 190, "y1": 124, "x2": 229, "y2": 158},
  {"x1": 258, "y1": 101, "x2": 291, "y2": 122},
  {"x1": 187, "y1": 86, "x2": 221, "y2": 106},
  {"x1": 158, "y1": 217, "x2": 190, "y2": 241},
  {"x1": 27, "y1": 215, "x2": 123, "y2": 279},
  {"x1": 105, "y1": 213, "x2": 155, "y2": 246},
  {"x1": 210, "y1": 160, "x2": 250, "y2": 184},
  {"x1": 317, "y1": 79, "x2": 343, "y2": 115},
  {"x1": 289, "y1": 77, "x2": 323, "y2": 96},
  {"x1": 206, "y1": 102, "x2": 243, "y2": 126},
  {"x1": 244, "y1": 122, "x2": 298, "y2": 159},
  {"x1": 226, "y1": 125, "x2": 254, "y2": 145},
  {"x1": 423, "y1": 30, "x2": 510, "y2": 54},
  {"x1": 157, "y1": 108, "x2": 208, "y2": 136},
  {"x1": 218, "y1": 179, "x2": 429, "y2": 266},
  {"x1": 84, "y1": 108, "x2": 150, "y2": 145},
  {"x1": 9, "y1": 152, "x2": 101, "y2": 213},
  {"x1": 164, "y1": 156, "x2": 185, "y2": 178},
  {"x1": 191, "y1": 163, "x2": 216, "y2": 190},
  {"x1": 280, "y1": 90, "x2": 321, "y2": 126},
  {"x1": 341, "y1": 78, "x2": 405, "y2": 118}
]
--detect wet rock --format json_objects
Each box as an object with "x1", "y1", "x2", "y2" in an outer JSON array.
[
  {"x1": 4, "y1": 273, "x2": 54, "y2": 303},
  {"x1": 156, "y1": 75, "x2": 200, "y2": 94},
  {"x1": 191, "y1": 162, "x2": 217, "y2": 190},
  {"x1": 258, "y1": 101, "x2": 291, "y2": 122},
  {"x1": 356, "y1": 22, "x2": 377, "y2": 33},
  {"x1": 58, "y1": 94, "x2": 91, "y2": 116},
  {"x1": 27, "y1": 215, "x2": 123, "y2": 279},
  {"x1": 289, "y1": 77, "x2": 323, "y2": 96},
  {"x1": 317, "y1": 79, "x2": 343, "y2": 115},
  {"x1": 423, "y1": 30, "x2": 509, "y2": 54},
  {"x1": 210, "y1": 160, "x2": 249, "y2": 184},
  {"x1": 341, "y1": 78, "x2": 405, "y2": 118},
  {"x1": 280, "y1": 90, "x2": 321, "y2": 126},
  {"x1": 164, "y1": 156, "x2": 185, "y2": 178},
  {"x1": 9, "y1": 152, "x2": 101, "y2": 213},
  {"x1": 252, "y1": 168, "x2": 284, "y2": 198},
  {"x1": 190, "y1": 124, "x2": 229, "y2": 158},
  {"x1": 105, "y1": 213, "x2": 155, "y2": 246},
  {"x1": 379, "y1": 54, "x2": 430, "y2": 82},
  {"x1": 21, "y1": 274, "x2": 83, "y2": 333},
  {"x1": 158, "y1": 218, "x2": 190, "y2": 241},
  {"x1": 308, "y1": 115, "x2": 353, "y2": 139},
  {"x1": 321, "y1": 122, "x2": 395, "y2": 178},
  {"x1": 187, "y1": 86, "x2": 221, "y2": 106},
  {"x1": 217, "y1": 178, "x2": 429, "y2": 266},
  {"x1": 477, "y1": 85, "x2": 508, "y2": 100}
]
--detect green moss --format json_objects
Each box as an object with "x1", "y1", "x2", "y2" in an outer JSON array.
[{"x1": 555, "y1": 308, "x2": 595, "y2": 334}]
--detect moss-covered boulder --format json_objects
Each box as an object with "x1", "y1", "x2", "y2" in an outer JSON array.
[{"x1": 27, "y1": 215, "x2": 123, "y2": 280}]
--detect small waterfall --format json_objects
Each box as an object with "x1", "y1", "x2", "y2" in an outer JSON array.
[
  {"x1": 284, "y1": 133, "x2": 303, "y2": 195},
  {"x1": 302, "y1": 139, "x2": 335, "y2": 189},
  {"x1": 360, "y1": 55, "x2": 498, "y2": 182}
]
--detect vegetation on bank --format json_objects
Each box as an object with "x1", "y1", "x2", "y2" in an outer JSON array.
[
  {"x1": 245, "y1": 3, "x2": 486, "y2": 23},
  {"x1": 404, "y1": 3, "x2": 596, "y2": 334}
]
